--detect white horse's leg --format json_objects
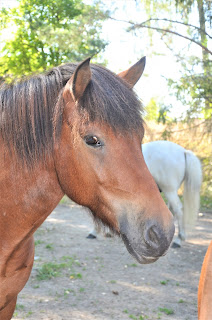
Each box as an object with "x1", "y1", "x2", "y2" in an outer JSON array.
[
  {"x1": 87, "y1": 225, "x2": 98, "y2": 239},
  {"x1": 87, "y1": 224, "x2": 113, "y2": 239},
  {"x1": 164, "y1": 191, "x2": 185, "y2": 247}
]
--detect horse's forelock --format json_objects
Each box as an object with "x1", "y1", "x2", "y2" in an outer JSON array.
[{"x1": 78, "y1": 65, "x2": 144, "y2": 132}]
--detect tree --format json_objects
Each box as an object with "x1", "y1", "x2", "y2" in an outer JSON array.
[
  {"x1": 0, "y1": 0, "x2": 108, "y2": 79},
  {"x1": 123, "y1": 0, "x2": 212, "y2": 126}
]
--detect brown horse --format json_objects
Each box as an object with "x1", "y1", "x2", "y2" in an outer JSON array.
[
  {"x1": 0, "y1": 57, "x2": 175, "y2": 319},
  {"x1": 198, "y1": 240, "x2": 212, "y2": 319}
]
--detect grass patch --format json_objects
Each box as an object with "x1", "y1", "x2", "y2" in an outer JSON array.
[
  {"x1": 36, "y1": 262, "x2": 66, "y2": 280},
  {"x1": 15, "y1": 304, "x2": 24, "y2": 310},
  {"x1": 34, "y1": 240, "x2": 44, "y2": 246},
  {"x1": 109, "y1": 280, "x2": 117, "y2": 284},
  {"x1": 178, "y1": 299, "x2": 185, "y2": 303},
  {"x1": 62, "y1": 255, "x2": 81, "y2": 266},
  {"x1": 64, "y1": 289, "x2": 75, "y2": 296},
  {"x1": 36, "y1": 255, "x2": 81, "y2": 280},
  {"x1": 124, "y1": 311, "x2": 146, "y2": 320},
  {"x1": 159, "y1": 307, "x2": 174, "y2": 315},
  {"x1": 129, "y1": 315, "x2": 145, "y2": 320},
  {"x1": 127, "y1": 263, "x2": 138, "y2": 267},
  {"x1": 70, "y1": 273, "x2": 82, "y2": 279},
  {"x1": 45, "y1": 243, "x2": 54, "y2": 250}
]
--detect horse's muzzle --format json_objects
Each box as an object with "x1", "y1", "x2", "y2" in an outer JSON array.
[{"x1": 120, "y1": 218, "x2": 175, "y2": 264}]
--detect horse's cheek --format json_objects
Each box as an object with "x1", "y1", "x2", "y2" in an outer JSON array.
[{"x1": 54, "y1": 128, "x2": 96, "y2": 206}]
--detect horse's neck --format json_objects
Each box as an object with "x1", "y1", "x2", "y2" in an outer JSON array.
[
  {"x1": 0, "y1": 149, "x2": 64, "y2": 249},
  {"x1": 198, "y1": 241, "x2": 212, "y2": 319}
]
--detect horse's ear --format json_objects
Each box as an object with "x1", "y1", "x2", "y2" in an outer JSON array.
[
  {"x1": 64, "y1": 57, "x2": 91, "y2": 102},
  {"x1": 118, "y1": 56, "x2": 146, "y2": 88}
]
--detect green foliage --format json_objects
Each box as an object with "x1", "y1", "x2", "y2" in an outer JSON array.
[
  {"x1": 157, "y1": 105, "x2": 172, "y2": 124},
  {"x1": 0, "y1": 0, "x2": 108, "y2": 79},
  {"x1": 138, "y1": 0, "x2": 211, "y2": 131},
  {"x1": 168, "y1": 58, "x2": 212, "y2": 122},
  {"x1": 175, "y1": 0, "x2": 196, "y2": 15},
  {"x1": 145, "y1": 97, "x2": 175, "y2": 126},
  {"x1": 145, "y1": 97, "x2": 174, "y2": 125},
  {"x1": 145, "y1": 97, "x2": 159, "y2": 121},
  {"x1": 200, "y1": 195, "x2": 212, "y2": 211},
  {"x1": 141, "y1": 0, "x2": 175, "y2": 16}
]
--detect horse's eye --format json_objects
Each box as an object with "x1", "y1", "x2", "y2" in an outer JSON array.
[{"x1": 84, "y1": 135, "x2": 102, "y2": 147}]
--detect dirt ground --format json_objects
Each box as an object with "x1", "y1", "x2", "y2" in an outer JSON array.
[{"x1": 12, "y1": 203, "x2": 212, "y2": 320}]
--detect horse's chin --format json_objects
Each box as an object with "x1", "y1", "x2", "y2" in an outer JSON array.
[
  {"x1": 121, "y1": 233, "x2": 160, "y2": 265},
  {"x1": 130, "y1": 250, "x2": 159, "y2": 265}
]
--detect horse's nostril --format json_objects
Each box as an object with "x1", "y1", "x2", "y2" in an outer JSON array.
[
  {"x1": 144, "y1": 220, "x2": 174, "y2": 257},
  {"x1": 148, "y1": 226, "x2": 159, "y2": 243},
  {"x1": 144, "y1": 224, "x2": 160, "y2": 250}
]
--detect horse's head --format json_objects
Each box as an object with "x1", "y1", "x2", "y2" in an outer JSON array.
[{"x1": 54, "y1": 58, "x2": 175, "y2": 264}]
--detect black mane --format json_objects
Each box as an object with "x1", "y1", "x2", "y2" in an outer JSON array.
[{"x1": 0, "y1": 62, "x2": 144, "y2": 167}]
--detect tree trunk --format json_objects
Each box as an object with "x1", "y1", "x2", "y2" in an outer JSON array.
[{"x1": 197, "y1": 0, "x2": 208, "y2": 70}]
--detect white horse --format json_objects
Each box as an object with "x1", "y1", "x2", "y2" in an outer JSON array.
[{"x1": 87, "y1": 141, "x2": 202, "y2": 247}]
